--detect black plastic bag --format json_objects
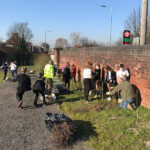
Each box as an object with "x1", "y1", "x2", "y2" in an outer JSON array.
[{"x1": 45, "y1": 112, "x2": 72, "y2": 131}]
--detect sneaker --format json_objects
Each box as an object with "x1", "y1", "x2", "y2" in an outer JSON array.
[
  {"x1": 18, "y1": 101, "x2": 23, "y2": 108},
  {"x1": 128, "y1": 103, "x2": 136, "y2": 110},
  {"x1": 40, "y1": 96, "x2": 43, "y2": 101},
  {"x1": 93, "y1": 95, "x2": 98, "y2": 99},
  {"x1": 84, "y1": 100, "x2": 89, "y2": 103},
  {"x1": 89, "y1": 91, "x2": 92, "y2": 96}
]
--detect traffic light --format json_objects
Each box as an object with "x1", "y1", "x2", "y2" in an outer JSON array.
[{"x1": 123, "y1": 30, "x2": 130, "y2": 44}]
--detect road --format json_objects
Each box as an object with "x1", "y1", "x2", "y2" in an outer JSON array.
[{"x1": 0, "y1": 75, "x2": 85, "y2": 150}]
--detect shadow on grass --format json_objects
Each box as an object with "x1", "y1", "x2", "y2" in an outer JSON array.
[
  {"x1": 56, "y1": 96, "x2": 84, "y2": 104},
  {"x1": 73, "y1": 120, "x2": 98, "y2": 142}
]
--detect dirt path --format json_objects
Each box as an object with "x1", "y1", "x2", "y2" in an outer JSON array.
[{"x1": 0, "y1": 75, "x2": 86, "y2": 150}]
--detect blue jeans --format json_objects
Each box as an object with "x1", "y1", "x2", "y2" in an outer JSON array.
[{"x1": 120, "y1": 98, "x2": 136, "y2": 109}]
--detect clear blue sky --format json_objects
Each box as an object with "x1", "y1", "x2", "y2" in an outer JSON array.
[{"x1": 0, "y1": 0, "x2": 148, "y2": 47}]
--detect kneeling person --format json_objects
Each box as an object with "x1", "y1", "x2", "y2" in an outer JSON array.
[{"x1": 106, "y1": 77, "x2": 136, "y2": 109}]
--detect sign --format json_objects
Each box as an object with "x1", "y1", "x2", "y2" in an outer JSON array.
[
  {"x1": 123, "y1": 30, "x2": 130, "y2": 44},
  {"x1": 133, "y1": 37, "x2": 140, "y2": 45}
]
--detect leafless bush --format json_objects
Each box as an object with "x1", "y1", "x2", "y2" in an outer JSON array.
[{"x1": 51, "y1": 122, "x2": 76, "y2": 148}]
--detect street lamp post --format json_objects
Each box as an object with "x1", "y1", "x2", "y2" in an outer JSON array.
[
  {"x1": 45, "y1": 30, "x2": 51, "y2": 51},
  {"x1": 101, "y1": 5, "x2": 112, "y2": 44}
]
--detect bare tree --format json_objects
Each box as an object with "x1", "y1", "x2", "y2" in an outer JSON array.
[
  {"x1": 115, "y1": 37, "x2": 123, "y2": 46},
  {"x1": 7, "y1": 22, "x2": 33, "y2": 42},
  {"x1": 124, "y1": 7, "x2": 141, "y2": 37},
  {"x1": 41, "y1": 42, "x2": 50, "y2": 51},
  {"x1": 80, "y1": 37, "x2": 90, "y2": 47},
  {"x1": 123, "y1": 6, "x2": 150, "y2": 44},
  {"x1": 7, "y1": 22, "x2": 33, "y2": 65},
  {"x1": 55, "y1": 38, "x2": 68, "y2": 48},
  {"x1": 80, "y1": 36, "x2": 100, "y2": 47},
  {"x1": 70, "y1": 32, "x2": 80, "y2": 47}
]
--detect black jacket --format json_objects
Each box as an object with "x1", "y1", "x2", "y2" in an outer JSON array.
[
  {"x1": 33, "y1": 80, "x2": 45, "y2": 93},
  {"x1": 13, "y1": 73, "x2": 31, "y2": 91},
  {"x1": 63, "y1": 67, "x2": 71, "y2": 80},
  {"x1": 2, "y1": 63, "x2": 9, "y2": 72},
  {"x1": 94, "y1": 69, "x2": 101, "y2": 81}
]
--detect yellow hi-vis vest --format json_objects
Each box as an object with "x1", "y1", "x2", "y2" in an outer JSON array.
[{"x1": 44, "y1": 64, "x2": 54, "y2": 78}]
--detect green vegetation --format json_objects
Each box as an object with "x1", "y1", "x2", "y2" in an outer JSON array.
[
  {"x1": 1, "y1": 66, "x2": 150, "y2": 149},
  {"x1": 0, "y1": 71, "x2": 11, "y2": 83},
  {"x1": 57, "y1": 81, "x2": 150, "y2": 150}
]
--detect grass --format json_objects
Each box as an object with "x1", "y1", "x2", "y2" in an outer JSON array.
[
  {"x1": 0, "y1": 65, "x2": 40, "y2": 83},
  {"x1": 0, "y1": 71, "x2": 11, "y2": 83},
  {"x1": 56, "y1": 81, "x2": 150, "y2": 150},
  {"x1": 1, "y1": 66, "x2": 150, "y2": 149}
]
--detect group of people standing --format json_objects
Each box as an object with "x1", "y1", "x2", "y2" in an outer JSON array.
[
  {"x1": 83, "y1": 62, "x2": 136, "y2": 110},
  {"x1": 56, "y1": 62, "x2": 77, "y2": 91},
  {"x1": 0, "y1": 61, "x2": 17, "y2": 81}
]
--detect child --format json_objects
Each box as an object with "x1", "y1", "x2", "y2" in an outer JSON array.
[
  {"x1": 13, "y1": 67, "x2": 31, "y2": 108},
  {"x1": 2, "y1": 61, "x2": 9, "y2": 82},
  {"x1": 33, "y1": 78, "x2": 46, "y2": 106}
]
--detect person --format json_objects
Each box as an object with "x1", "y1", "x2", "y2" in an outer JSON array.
[
  {"x1": 106, "y1": 76, "x2": 136, "y2": 110},
  {"x1": 14, "y1": 61, "x2": 18, "y2": 77},
  {"x1": 71, "y1": 64, "x2": 76, "y2": 83},
  {"x1": 13, "y1": 67, "x2": 31, "y2": 108},
  {"x1": 117, "y1": 64, "x2": 129, "y2": 81},
  {"x1": 89, "y1": 63, "x2": 94, "y2": 95},
  {"x1": 57, "y1": 65, "x2": 62, "y2": 79},
  {"x1": 78, "y1": 68, "x2": 81, "y2": 82},
  {"x1": 63, "y1": 62, "x2": 71, "y2": 90},
  {"x1": 2, "y1": 61, "x2": 9, "y2": 82},
  {"x1": 105, "y1": 66, "x2": 117, "y2": 92},
  {"x1": 93, "y1": 65, "x2": 101, "y2": 98},
  {"x1": 83, "y1": 62, "x2": 92, "y2": 102},
  {"x1": 105, "y1": 66, "x2": 117, "y2": 101},
  {"x1": 10, "y1": 61, "x2": 17, "y2": 77},
  {"x1": 33, "y1": 78, "x2": 46, "y2": 106},
  {"x1": 44, "y1": 61, "x2": 54, "y2": 91}
]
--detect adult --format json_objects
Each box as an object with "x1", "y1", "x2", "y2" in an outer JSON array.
[
  {"x1": 57, "y1": 65, "x2": 62, "y2": 79},
  {"x1": 93, "y1": 65, "x2": 101, "y2": 98},
  {"x1": 2, "y1": 61, "x2": 9, "y2": 82},
  {"x1": 83, "y1": 62, "x2": 92, "y2": 102},
  {"x1": 10, "y1": 61, "x2": 17, "y2": 77},
  {"x1": 72, "y1": 64, "x2": 76, "y2": 83},
  {"x1": 78, "y1": 68, "x2": 81, "y2": 82},
  {"x1": 89, "y1": 63, "x2": 94, "y2": 95},
  {"x1": 117, "y1": 64, "x2": 129, "y2": 81},
  {"x1": 106, "y1": 77, "x2": 136, "y2": 109},
  {"x1": 63, "y1": 62, "x2": 71, "y2": 90},
  {"x1": 13, "y1": 68, "x2": 31, "y2": 108},
  {"x1": 44, "y1": 61, "x2": 54, "y2": 91}
]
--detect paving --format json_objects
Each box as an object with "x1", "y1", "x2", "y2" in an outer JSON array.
[{"x1": 0, "y1": 75, "x2": 86, "y2": 150}]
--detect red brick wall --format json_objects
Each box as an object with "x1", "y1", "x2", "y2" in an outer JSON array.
[{"x1": 55, "y1": 46, "x2": 150, "y2": 108}]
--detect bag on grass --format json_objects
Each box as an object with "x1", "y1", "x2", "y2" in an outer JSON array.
[
  {"x1": 45, "y1": 112, "x2": 72, "y2": 131},
  {"x1": 51, "y1": 84, "x2": 69, "y2": 95}
]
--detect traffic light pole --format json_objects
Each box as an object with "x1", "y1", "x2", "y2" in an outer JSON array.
[
  {"x1": 140, "y1": 0, "x2": 148, "y2": 45},
  {"x1": 110, "y1": 7, "x2": 112, "y2": 45}
]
